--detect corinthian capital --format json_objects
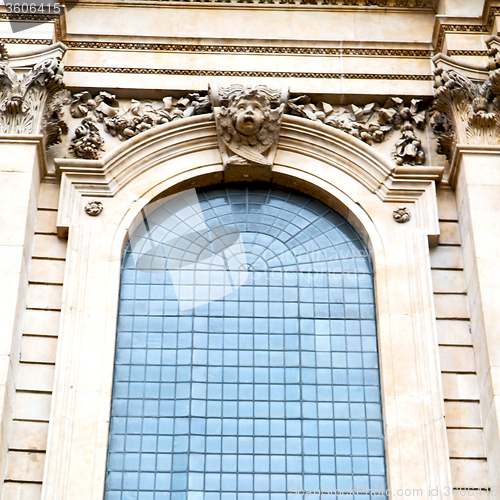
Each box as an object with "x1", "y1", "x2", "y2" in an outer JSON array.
[
  {"x1": 0, "y1": 42, "x2": 68, "y2": 147},
  {"x1": 432, "y1": 65, "x2": 500, "y2": 161}
]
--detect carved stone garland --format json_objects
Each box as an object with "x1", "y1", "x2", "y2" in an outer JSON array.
[
  {"x1": 68, "y1": 90, "x2": 212, "y2": 159},
  {"x1": 432, "y1": 67, "x2": 500, "y2": 161},
  {"x1": 66, "y1": 85, "x2": 427, "y2": 167},
  {"x1": 288, "y1": 95, "x2": 426, "y2": 165},
  {"x1": 0, "y1": 43, "x2": 68, "y2": 147}
]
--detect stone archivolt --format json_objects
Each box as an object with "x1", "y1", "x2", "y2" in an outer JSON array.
[{"x1": 432, "y1": 67, "x2": 500, "y2": 161}]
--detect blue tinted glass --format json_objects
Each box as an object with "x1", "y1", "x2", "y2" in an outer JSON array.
[{"x1": 105, "y1": 186, "x2": 386, "y2": 498}]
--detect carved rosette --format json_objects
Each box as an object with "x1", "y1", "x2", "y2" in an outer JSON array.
[
  {"x1": 0, "y1": 43, "x2": 67, "y2": 146},
  {"x1": 432, "y1": 67, "x2": 500, "y2": 161},
  {"x1": 210, "y1": 84, "x2": 288, "y2": 175},
  {"x1": 393, "y1": 207, "x2": 411, "y2": 223},
  {"x1": 84, "y1": 200, "x2": 104, "y2": 216}
]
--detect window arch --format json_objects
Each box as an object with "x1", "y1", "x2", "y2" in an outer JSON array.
[{"x1": 105, "y1": 185, "x2": 386, "y2": 500}]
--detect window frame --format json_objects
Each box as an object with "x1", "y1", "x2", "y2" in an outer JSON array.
[{"x1": 43, "y1": 115, "x2": 451, "y2": 500}]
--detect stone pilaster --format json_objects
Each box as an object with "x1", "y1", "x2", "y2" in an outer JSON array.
[
  {"x1": 433, "y1": 63, "x2": 500, "y2": 489},
  {"x1": 0, "y1": 42, "x2": 66, "y2": 493}
]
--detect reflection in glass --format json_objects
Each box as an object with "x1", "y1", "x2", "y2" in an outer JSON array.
[{"x1": 105, "y1": 186, "x2": 386, "y2": 500}]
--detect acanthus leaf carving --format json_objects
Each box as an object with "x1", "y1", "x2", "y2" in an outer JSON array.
[
  {"x1": 65, "y1": 85, "x2": 429, "y2": 168},
  {"x1": 210, "y1": 84, "x2": 287, "y2": 168},
  {"x1": 0, "y1": 43, "x2": 66, "y2": 137},
  {"x1": 288, "y1": 95, "x2": 425, "y2": 140},
  {"x1": 432, "y1": 67, "x2": 500, "y2": 160},
  {"x1": 42, "y1": 89, "x2": 70, "y2": 149}
]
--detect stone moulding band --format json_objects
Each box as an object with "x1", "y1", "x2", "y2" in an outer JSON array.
[
  {"x1": 1, "y1": 38, "x2": 53, "y2": 45},
  {"x1": 64, "y1": 66, "x2": 433, "y2": 80},
  {"x1": 435, "y1": 5, "x2": 500, "y2": 53},
  {"x1": 0, "y1": 12, "x2": 59, "y2": 21},
  {"x1": 447, "y1": 50, "x2": 489, "y2": 57},
  {"x1": 64, "y1": 0, "x2": 436, "y2": 7},
  {"x1": 65, "y1": 41, "x2": 432, "y2": 57}
]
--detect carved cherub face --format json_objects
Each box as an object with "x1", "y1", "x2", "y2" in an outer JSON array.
[{"x1": 234, "y1": 98, "x2": 265, "y2": 136}]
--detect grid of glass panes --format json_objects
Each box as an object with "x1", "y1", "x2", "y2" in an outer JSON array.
[{"x1": 105, "y1": 187, "x2": 386, "y2": 500}]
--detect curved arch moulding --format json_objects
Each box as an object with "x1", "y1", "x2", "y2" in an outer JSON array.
[{"x1": 44, "y1": 114, "x2": 450, "y2": 500}]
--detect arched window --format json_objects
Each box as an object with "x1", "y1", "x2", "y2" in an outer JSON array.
[{"x1": 104, "y1": 185, "x2": 386, "y2": 500}]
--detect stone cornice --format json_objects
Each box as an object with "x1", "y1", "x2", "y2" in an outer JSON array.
[
  {"x1": 435, "y1": 23, "x2": 488, "y2": 54},
  {"x1": 64, "y1": 65, "x2": 433, "y2": 81},
  {"x1": 434, "y1": 4, "x2": 500, "y2": 53}
]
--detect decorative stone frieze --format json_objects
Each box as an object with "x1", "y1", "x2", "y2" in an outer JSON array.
[
  {"x1": 103, "y1": 0, "x2": 435, "y2": 6},
  {"x1": 0, "y1": 42, "x2": 66, "y2": 145},
  {"x1": 288, "y1": 95, "x2": 427, "y2": 165},
  {"x1": 287, "y1": 95, "x2": 426, "y2": 147},
  {"x1": 432, "y1": 67, "x2": 500, "y2": 161},
  {"x1": 210, "y1": 84, "x2": 287, "y2": 169},
  {"x1": 68, "y1": 90, "x2": 212, "y2": 157},
  {"x1": 64, "y1": 41, "x2": 432, "y2": 58},
  {"x1": 66, "y1": 86, "x2": 429, "y2": 167}
]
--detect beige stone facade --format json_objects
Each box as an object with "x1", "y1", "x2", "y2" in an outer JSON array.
[{"x1": 1, "y1": 0, "x2": 500, "y2": 498}]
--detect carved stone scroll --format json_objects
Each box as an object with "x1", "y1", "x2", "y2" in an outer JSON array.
[{"x1": 210, "y1": 84, "x2": 288, "y2": 180}]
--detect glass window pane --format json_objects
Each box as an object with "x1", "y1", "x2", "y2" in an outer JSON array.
[{"x1": 105, "y1": 186, "x2": 386, "y2": 497}]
